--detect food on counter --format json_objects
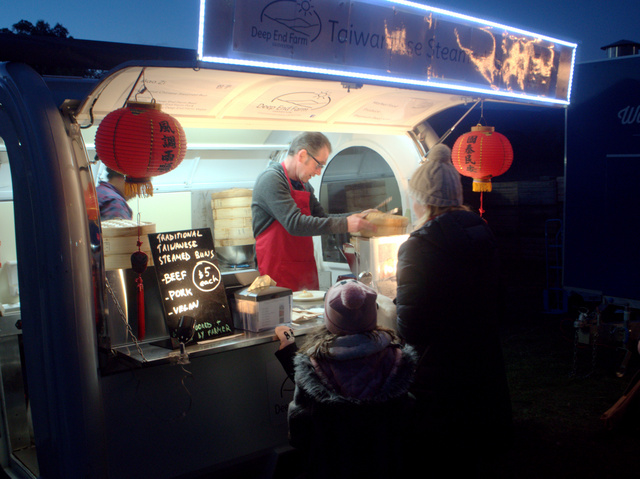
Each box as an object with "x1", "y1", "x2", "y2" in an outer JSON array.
[
  {"x1": 292, "y1": 290, "x2": 325, "y2": 302},
  {"x1": 247, "y1": 274, "x2": 276, "y2": 292},
  {"x1": 291, "y1": 307, "x2": 322, "y2": 324}
]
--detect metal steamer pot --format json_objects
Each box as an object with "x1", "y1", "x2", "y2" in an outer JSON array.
[{"x1": 216, "y1": 244, "x2": 256, "y2": 268}]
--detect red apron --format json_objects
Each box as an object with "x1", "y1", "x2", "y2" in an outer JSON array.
[{"x1": 255, "y1": 164, "x2": 319, "y2": 292}]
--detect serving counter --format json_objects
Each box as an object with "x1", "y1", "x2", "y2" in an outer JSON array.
[
  {"x1": 110, "y1": 309, "x2": 324, "y2": 367},
  {"x1": 103, "y1": 262, "x2": 326, "y2": 366},
  {"x1": 100, "y1": 292, "x2": 326, "y2": 479}
]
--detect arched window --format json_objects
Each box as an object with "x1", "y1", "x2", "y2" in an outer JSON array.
[{"x1": 319, "y1": 146, "x2": 401, "y2": 264}]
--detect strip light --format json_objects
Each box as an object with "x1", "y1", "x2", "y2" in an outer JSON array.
[
  {"x1": 198, "y1": 0, "x2": 577, "y2": 106},
  {"x1": 199, "y1": 55, "x2": 572, "y2": 106}
]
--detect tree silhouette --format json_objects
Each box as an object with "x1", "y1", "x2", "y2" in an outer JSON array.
[
  {"x1": 0, "y1": 19, "x2": 108, "y2": 77},
  {"x1": 1, "y1": 19, "x2": 197, "y2": 79},
  {"x1": 1, "y1": 19, "x2": 72, "y2": 38}
]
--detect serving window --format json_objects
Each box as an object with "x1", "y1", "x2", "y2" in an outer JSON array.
[{"x1": 318, "y1": 146, "x2": 402, "y2": 264}]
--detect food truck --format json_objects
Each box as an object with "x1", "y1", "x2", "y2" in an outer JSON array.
[{"x1": 0, "y1": 1, "x2": 575, "y2": 477}]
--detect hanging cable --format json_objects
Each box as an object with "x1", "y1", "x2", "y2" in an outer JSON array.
[{"x1": 422, "y1": 98, "x2": 482, "y2": 162}]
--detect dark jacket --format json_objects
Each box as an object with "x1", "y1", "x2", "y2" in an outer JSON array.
[
  {"x1": 96, "y1": 181, "x2": 132, "y2": 220},
  {"x1": 287, "y1": 331, "x2": 417, "y2": 478},
  {"x1": 396, "y1": 210, "x2": 512, "y2": 466}
]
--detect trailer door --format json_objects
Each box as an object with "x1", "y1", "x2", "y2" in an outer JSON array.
[{"x1": 0, "y1": 62, "x2": 108, "y2": 479}]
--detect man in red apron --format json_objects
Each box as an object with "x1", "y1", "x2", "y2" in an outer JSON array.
[{"x1": 252, "y1": 132, "x2": 374, "y2": 291}]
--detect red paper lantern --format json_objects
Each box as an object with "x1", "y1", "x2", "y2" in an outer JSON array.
[
  {"x1": 451, "y1": 124, "x2": 513, "y2": 192},
  {"x1": 95, "y1": 101, "x2": 187, "y2": 198}
]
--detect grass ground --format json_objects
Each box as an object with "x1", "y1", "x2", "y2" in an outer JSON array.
[{"x1": 495, "y1": 262, "x2": 640, "y2": 478}]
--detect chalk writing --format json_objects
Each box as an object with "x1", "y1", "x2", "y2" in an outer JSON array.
[
  {"x1": 193, "y1": 260, "x2": 222, "y2": 292},
  {"x1": 157, "y1": 252, "x2": 191, "y2": 265},
  {"x1": 148, "y1": 228, "x2": 234, "y2": 343}
]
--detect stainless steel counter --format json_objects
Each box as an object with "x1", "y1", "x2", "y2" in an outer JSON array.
[
  {"x1": 5, "y1": 274, "x2": 327, "y2": 372},
  {"x1": 111, "y1": 318, "x2": 321, "y2": 363},
  {"x1": 109, "y1": 296, "x2": 325, "y2": 369}
]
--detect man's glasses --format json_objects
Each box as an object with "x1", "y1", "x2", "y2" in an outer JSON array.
[{"x1": 307, "y1": 151, "x2": 324, "y2": 170}]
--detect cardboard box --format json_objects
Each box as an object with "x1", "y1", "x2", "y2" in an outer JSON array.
[{"x1": 234, "y1": 286, "x2": 292, "y2": 332}]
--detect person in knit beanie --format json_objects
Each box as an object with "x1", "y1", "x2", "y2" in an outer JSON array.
[
  {"x1": 396, "y1": 142, "x2": 512, "y2": 475},
  {"x1": 323, "y1": 279, "x2": 378, "y2": 335},
  {"x1": 274, "y1": 280, "x2": 377, "y2": 382},
  {"x1": 407, "y1": 143, "x2": 464, "y2": 228},
  {"x1": 286, "y1": 279, "x2": 417, "y2": 478},
  {"x1": 409, "y1": 144, "x2": 463, "y2": 206}
]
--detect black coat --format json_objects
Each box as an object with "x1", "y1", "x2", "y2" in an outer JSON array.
[
  {"x1": 396, "y1": 210, "x2": 512, "y2": 471},
  {"x1": 287, "y1": 333, "x2": 417, "y2": 478}
]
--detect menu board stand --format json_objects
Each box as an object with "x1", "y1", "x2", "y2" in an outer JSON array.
[{"x1": 148, "y1": 228, "x2": 234, "y2": 348}]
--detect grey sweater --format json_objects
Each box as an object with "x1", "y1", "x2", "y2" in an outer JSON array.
[{"x1": 251, "y1": 161, "x2": 348, "y2": 238}]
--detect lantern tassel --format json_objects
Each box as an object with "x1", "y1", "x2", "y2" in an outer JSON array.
[
  {"x1": 135, "y1": 275, "x2": 145, "y2": 340},
  {"x1": 131, "y1": 237, "x2": 149, "y2": 341},
  {"x1": 472, "y1": 178, "x2": 493, "y2": 192},
  {"x1": 125, "y1": 178, "x2": 154, "y2": 198},
  {"x1": 479, "y1": 191, "x2": 485, "y2": 218}
]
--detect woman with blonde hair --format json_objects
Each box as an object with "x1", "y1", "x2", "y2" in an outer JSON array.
[{"x1": 396, "y1": 143, "x2": 512, "y2": 477}]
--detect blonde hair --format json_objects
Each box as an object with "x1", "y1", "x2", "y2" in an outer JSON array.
[
  {"x1": 299, "y1": 325, "x2": 402, "y2": 361},
  {"x1": 412, "y1": 204, "x2": 471, "y2": 231}
]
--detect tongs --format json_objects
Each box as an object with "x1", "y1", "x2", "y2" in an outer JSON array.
[
  {"x1": 373, "y1": 196, "x2": 392, "y2": 210},
  {"x1": 372, "y1": 197, "x2": 398, "y2": 215}
]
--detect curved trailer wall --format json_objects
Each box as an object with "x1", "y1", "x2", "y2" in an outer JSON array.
[{"x1": 0, "y1": 62, "x2": 108, "y2": 478}]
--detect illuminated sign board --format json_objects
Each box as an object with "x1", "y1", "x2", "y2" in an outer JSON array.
[{"x1": 198, "y1": 0, "x2": 576, "y2": 105}]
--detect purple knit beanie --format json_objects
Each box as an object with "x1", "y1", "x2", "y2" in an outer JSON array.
[{"x1": 324, "y1": 280, "x2": 378, "y2": 335}]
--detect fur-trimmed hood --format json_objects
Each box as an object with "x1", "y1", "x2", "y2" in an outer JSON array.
[{"x1": 293, "y1": 331, "x2": 417, "y2": 405}]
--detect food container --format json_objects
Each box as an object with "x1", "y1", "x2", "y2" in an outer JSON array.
[
  {"x1": 233, "y1": 286, "x2": 292, "y2": 332},
  {"x1": 215, "y1": 244, "x2": 256, "y2": 268},
  {"x1": 358, "y1": 212, "x2": 410, "y2": 237},
  {"x1": 102, "y1": 219, "x2": 156, "y2": 270},
  {"x1": 211, "y1": 188, "x2": 255, "y2": 250}
]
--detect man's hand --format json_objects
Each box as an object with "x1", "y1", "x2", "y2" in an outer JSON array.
[
  {"x1": 359, "y1": 208, "x2": 378, "y2": 216},
  {"x1": 347, "y1": 212, "x2": 376, "y2": 233}
]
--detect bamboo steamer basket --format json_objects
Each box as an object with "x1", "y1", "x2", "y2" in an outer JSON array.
[
  {"x1": 357, "y1": 212, "x2": 410, "y2": 237},
  {"x1": 211, "y1": 195, "x2": 252, "y2": 209},
  {"x1": 212, "y1": 206, "x2": 253, "y2": 220},
  {"x1": 102, "y1": 219, "x2": 156, "y2": 270},
  {"x1": 211, "y1": 188, "x2": 254, "y2": 199},
  {"x1": 211, "y1": 188, "x2": 255, "y2": 251},
  {"x1": 213, "y1": 217, "x2": 253, "y2": 229}
]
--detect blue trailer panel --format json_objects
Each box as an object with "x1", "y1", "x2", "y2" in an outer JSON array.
[{"x1": 564, "y1": 55, "x2": 640, "y2": 305}]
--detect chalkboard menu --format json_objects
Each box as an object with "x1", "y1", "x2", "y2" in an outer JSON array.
[{"x1": 148, "y1": 228, "x2": 233, "y2": 344}]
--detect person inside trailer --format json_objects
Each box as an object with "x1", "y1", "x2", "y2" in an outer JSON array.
[
  {"x1": 96, "y1": 165, "x2": 133, "y2": 220},
  {"x1": 251, "y1": 132, "x2": 374, "y2": 292}
]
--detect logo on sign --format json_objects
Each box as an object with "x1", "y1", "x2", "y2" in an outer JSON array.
[
  {"x1": 258, "y1": 0, "x2": 322, "y2": 45},
  {"x1": 618, "y1": 105, "x2": 640, "y2": 125}
]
